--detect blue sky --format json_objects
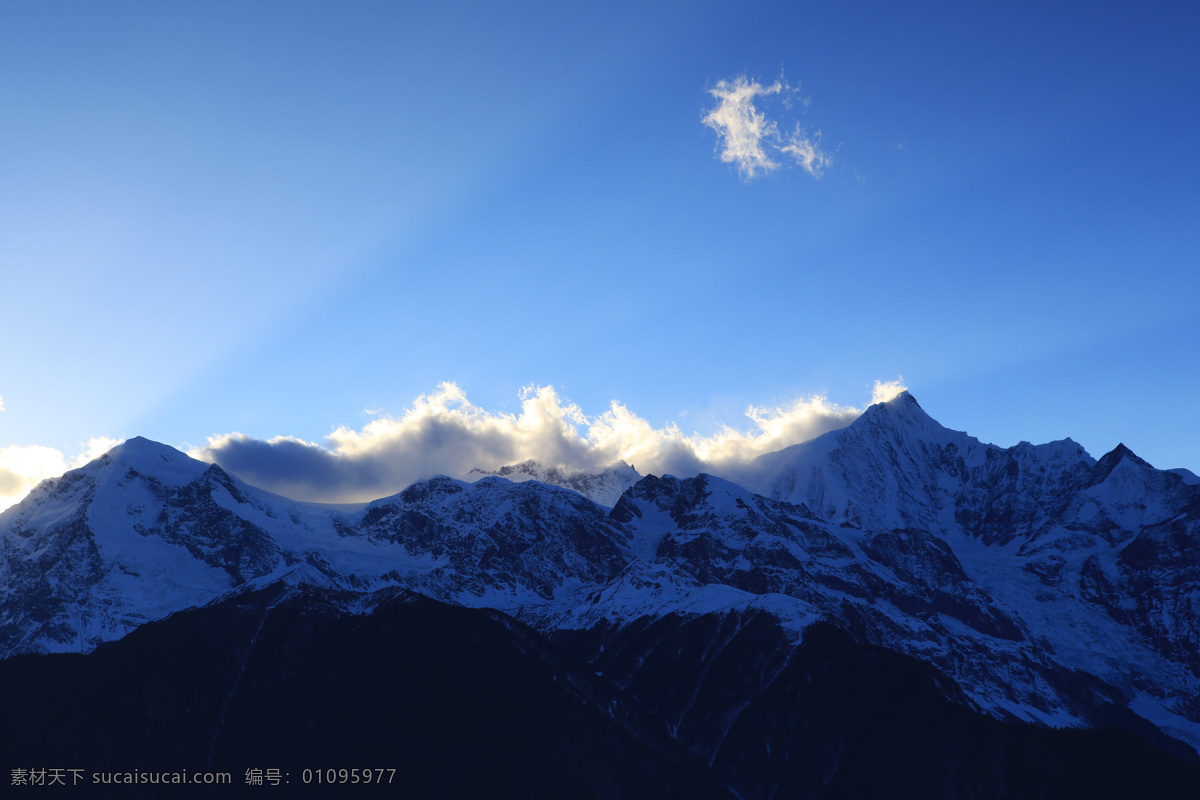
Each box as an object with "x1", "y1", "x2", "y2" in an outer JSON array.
[{"x1": 1, "y1": 1, "x2": 1197, "y2": 506}]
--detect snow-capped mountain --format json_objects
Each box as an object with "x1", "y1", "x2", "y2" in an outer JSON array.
[
  {"x1": 0, "y1": 439, "x2": 636, "y2": 656},
  {"x1": 3, "y1": 392, "x2": 1198, "y2": 787},
  {"x1": 731, "y1": 393, "x2": 1200, "y2": 745},
  {"x1": 466, "y1": 458, "x2": 641, "y2": 507}
]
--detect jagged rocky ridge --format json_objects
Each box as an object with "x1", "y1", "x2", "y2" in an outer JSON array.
[{"x1": 2, "y1": 392, "x2": 1198, "y2": 785}]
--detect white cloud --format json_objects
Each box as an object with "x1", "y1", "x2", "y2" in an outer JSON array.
[
  {"x1": 194, "y1": 381, "x2": 907, "y2": 504},
  {"x1": 0, "y1": 437, "x2": 124, "y2": 513},
  {"x1": 75, "y1": 436, "x2": 122, "y2": 467},
  {"x1": 702, "y1": 77, "x2": 784, "y2": 179},
  {"x1": 0, "y1": 396, "x2": 5, "y2": 412},
  {"x1": 0, "y1": 444, "x2": 68, "y2": 513},
  {"x1": 871, "y1": 377, "x2": 908, "y2": 405},
  {"x1": 702, "y1": 75, "x2": 833, "y2": 180}
]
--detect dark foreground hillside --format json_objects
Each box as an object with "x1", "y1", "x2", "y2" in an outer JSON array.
[{"x1": 3, "y1": 583, "x2": 1198, "y2": 799}]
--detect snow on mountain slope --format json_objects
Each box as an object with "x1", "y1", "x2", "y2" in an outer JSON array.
[
  {"x1": 598, "y1": 472, "x2": 1126, "y2": 731},
  {"x1": 723, "y1": 392, "x2": 1200, "y2": 748},
  {"x1": 0, "y1": 438, "x2": 248, "y2": 654},
  {"x1": 0, "y1": 444, "x2": 635, "y2": 656}
]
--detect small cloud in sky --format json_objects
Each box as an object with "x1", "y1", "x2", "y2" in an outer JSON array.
[
  {"x1": 702, "y1": 75, "x2": 833, "y2": 180},
  {"x1": 193, "y1": 382, "x2": 896, "y2": 504},
  {"x1": 0, "y1": 396, "x2": 5, "y2": 412}
]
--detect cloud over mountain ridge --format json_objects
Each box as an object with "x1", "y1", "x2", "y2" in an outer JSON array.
[{"x1": 191, "y1": 381, "x2": 906, "y2": 504}]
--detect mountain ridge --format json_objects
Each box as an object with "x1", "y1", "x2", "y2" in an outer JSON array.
[{"x1": 3, "y1": 392, "x2": 1198, "y2": 761}]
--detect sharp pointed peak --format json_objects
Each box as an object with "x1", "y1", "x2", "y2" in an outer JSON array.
[
  {"x1": 1100, "y1": 442, "x2": 1147, "y2": 463},
  {"x1": 1092, "y1": 442, "x2": 1153, "y2": 481},
  {"x1": 861, "y1": 388, "x2": 919, "y2": 412},
  {"x1": 879, "y1": 389, "x2": 923, "y2": 410},
  {"x1": 854, "y1": 389, "x2": 938, "y2": 429}
]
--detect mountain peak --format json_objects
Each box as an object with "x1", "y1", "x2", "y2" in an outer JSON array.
[
  {"x1": 113, "y1": 435, "x2": 178, "y2": 456},
  {"x1": 1092, "y1": 442, "x2": 1154, "y2": 482},
  {"x1": 850, "y1": 389, "x2": 946, "y2": 442},
  {"x1": 100, "y1": 436, "x2": 208, "y2": 487},
  {"x1": 873, "y1": 389, "x2": 923, "y2": 414}
]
